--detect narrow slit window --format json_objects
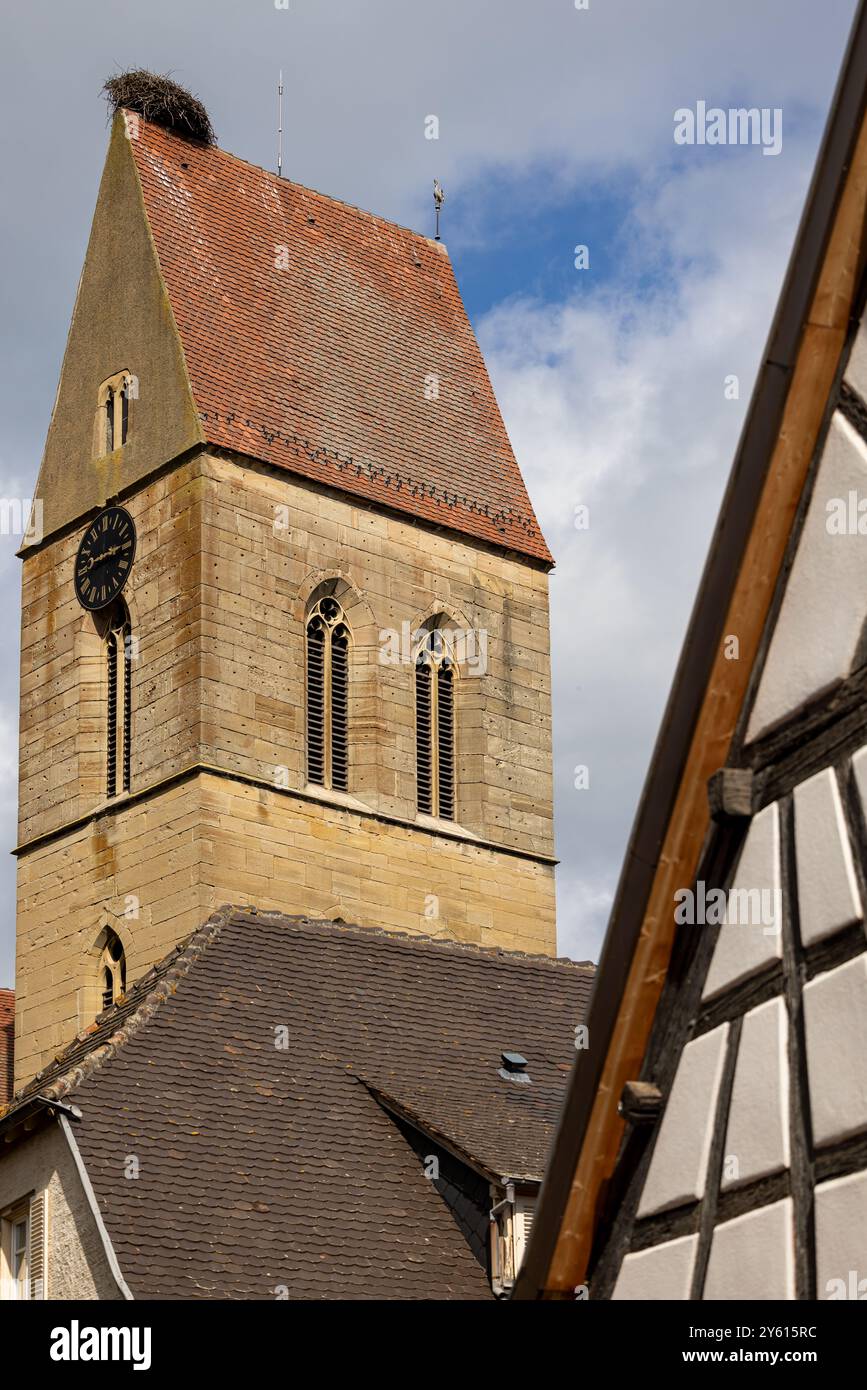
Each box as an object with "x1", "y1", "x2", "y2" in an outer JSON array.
[
  {"x1": 106, "y1": 631, "x2": 117, "y2": 798},
  {"x1": 120, "y1": 381, "x2": 129, "y2": 445},
  {"x1": 104, "y1": 602, "x2": 132, "y2": 798},
  {"x1": 416, "y1": 629, "x2": 456, "y2": 820},
  {"x1": 97, "y1": 371, "x2": 132, "y2": 457},
  {"x1": 104, "y1": 388, "x2": 115, "y2": 453},
  {"x1": 306, "y1": 597, "x2": 350, "y2": 791},
  {"x1": 122, "y1": 619, "x2": 132, "y2": 792}
]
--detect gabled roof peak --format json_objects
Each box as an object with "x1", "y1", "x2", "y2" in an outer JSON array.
[{"x1": 124, "y1": 114, "x2": 552, "y2": 563}]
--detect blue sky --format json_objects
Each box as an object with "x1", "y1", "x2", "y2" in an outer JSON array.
[
  {"x1": 451, "y1": 172, "x2": 634, "y2": 318},
  {"x1": 0, "y1": 0, "x2": 860, "y2": 980}
]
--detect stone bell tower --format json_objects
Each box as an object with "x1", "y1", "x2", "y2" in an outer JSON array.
[{"x1": 13, "y1": 77, "x2": 557, "y2": 1090}]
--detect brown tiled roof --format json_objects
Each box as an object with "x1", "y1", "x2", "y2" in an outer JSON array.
[
  {"x1": 5, "y1": 906, "x2": 589, "y2": 1295},
  {"x1": 127, "y1": 116, "x2": 552, "y2": 565},
  {"x1": 0, "y1": 990, "x2": 13, "y2": 1107},
  {"x1": 7, "y1": 926, "x2": 221, "y2": 1115},
  {"x1": 5, "y1": 909, "x2": 590, "y2": 1300}
]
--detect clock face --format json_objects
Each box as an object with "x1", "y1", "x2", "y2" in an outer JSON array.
[{"x1": 74, "y1": 506, "x2": 137, "y2": 611}]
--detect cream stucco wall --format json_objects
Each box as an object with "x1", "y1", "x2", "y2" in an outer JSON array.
[{"x1": 0, "y1": 1121, "x2": 121, "y2": 1300}]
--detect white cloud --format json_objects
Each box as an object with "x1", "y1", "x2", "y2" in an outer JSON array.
[
  {"x1": 0, "y1": 707, "x2": 19, "y2": 804},
  {"x1": 479, "y1": 142, "x2": 818, "y2": 959},
  {"x1": 0, "y1": 0, "x2": 856, "y2": 979}
]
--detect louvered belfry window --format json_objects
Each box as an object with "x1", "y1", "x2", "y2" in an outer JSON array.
[
  {"x1": 105, "y1": 601, "x2": 132, "y2": 798},
  {"x1": 416, "y1": 628, "x2": 456, "y2": 820},
  {"x1": 122, "y1": 616, "x2": 132, "y2": 792},
  {"x1": 306, "y1": 597, "x2": 350, "y2": 791},
  {"x1": 106, "y1": 630, "x2": 118, "y2": 798}
]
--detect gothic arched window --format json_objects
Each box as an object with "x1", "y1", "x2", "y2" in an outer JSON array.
[
  {"x1": 97, "y1": 371, "x2": 132, "y2": 456},
  {"x1": 415, "y1": 627, "x2": 455, "y2": 820},
  {"x1": 306, "y1": 596, "x2": 350, "y2": 791},
  {"x1": 104, "y1": 388, "x2": 115, "y2": 453},
  {"x1": 103, "y1": 599, "x2": 132, "y2": 798},
  {"x1": 99, "y1": 930, "x2": 126, "y2": 1011}
]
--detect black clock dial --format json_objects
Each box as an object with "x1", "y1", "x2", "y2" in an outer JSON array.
[{"x1": 74, "y1": 506, "x2": 137, "y2": 611}]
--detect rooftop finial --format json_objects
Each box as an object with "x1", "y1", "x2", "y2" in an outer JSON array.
[
  {"x1": 277, "y1": 70, "x2": 284, "y2": 178},
  {"x1": 433, "y1": 178, "x2": 445, "y2": 240}
]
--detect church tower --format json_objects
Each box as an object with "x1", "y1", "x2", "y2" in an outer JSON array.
[{"x1": 14, "y1": 87, "x2": 556, "y2": 1088}]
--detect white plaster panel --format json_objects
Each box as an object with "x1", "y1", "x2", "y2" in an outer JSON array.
[
  {"x1": 722, "y1": 997, "x2": 789, "y2": 1189},
  {"x1": 803, "y1": 952, "x2": 867, "y2": 1145},
  {"x1": 844, "y1": 314, "x2": 867, "y2": 404},
  {"x1": 612, "y1": 1234, "x2": 698, "y2": 1301},
  {"x1": 746, "y1": 412, "x2": 867, "y2": 741},
  {"x1": 638, "y1": 1024, "x2": 729, "y2": 1217},
  {"x1": 703, "y1": 1199, "x2": 795, "y2": 1300},
  {"x1": 815, "y1": 1169, "x2": 867, "y2": 1300},
  {"x1": 853, "y1": 745, "x2": 867, "y2": 826},
  {"x1": 794, "y1": 767, "x2": 862, "y2": 946},
  {"x1": 703, "y1": 802, "x2": 783, "y2": 1001}
]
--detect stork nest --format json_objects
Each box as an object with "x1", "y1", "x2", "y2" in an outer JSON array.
[{"x1": 102, "y1": 70, "x2": 215, "y2": 145}]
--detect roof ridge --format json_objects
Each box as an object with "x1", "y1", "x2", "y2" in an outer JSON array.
[
  {"x1": 9, "y1": 908, "x2": 229, "y2": 1112},
  {"x1": 223, "y1": 905, "x2": 595, "y2": 971},
  {"x1": 125, "y1": 109, "x2": 445, "y2": 251}
]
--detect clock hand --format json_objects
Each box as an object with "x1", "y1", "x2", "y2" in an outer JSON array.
[{"x1": 88, "y1": 544, "x2": 122, "y2": 566}]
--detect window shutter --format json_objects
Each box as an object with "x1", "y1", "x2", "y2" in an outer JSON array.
[
  {"x1": 513, "y1": 1195, "x2": 536, "y2": 1272},
  {"x1": 28, "y1": 1192, "x2": 47, "y2": 1300},
  {"x1": 436, "y1": 665, "x2": 455, "y2": 820},
  {"x1": 416, "y1": 661, "x2": 433, "y2": 813},
  {"x1": 331, "y1": 626, "x2": 349, "y2": 791},
  {"x1": 306, "y1": 621, "x2": 326, "y2": 785}
]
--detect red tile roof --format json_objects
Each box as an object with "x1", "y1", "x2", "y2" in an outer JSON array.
[
  {"x1": 0, "y1": 990, "x2": 13, "y2": 1106},
  {"x1": 127, "y1": 115, "x2": 552, "y2": 564}
]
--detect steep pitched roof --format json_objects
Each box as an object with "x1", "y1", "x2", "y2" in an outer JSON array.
[
  {"x1": 6, "y1": 909, "x2": 591, "y2": 1300},
  {"x1": 126, "y1": 115, "x2": 552, "y2": 565}
]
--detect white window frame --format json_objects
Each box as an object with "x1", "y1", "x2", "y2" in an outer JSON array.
[{"x1": 0, "y1": 1201, "x2": 30, "y2": 1301}]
